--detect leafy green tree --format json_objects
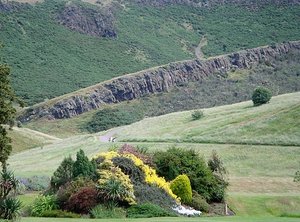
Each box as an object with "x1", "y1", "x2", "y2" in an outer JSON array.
[
  {"x1": 73, "y1": 149, "x2": 97, "y2": 180},
  {"x1": 50, "y1": 156, "x2": 74, "y2": 191},
  {"x1": 252, "y1": 87, "x2": 272, "y2": 106},
  {"x1": 170, "y1": 174, "x2": 192, "y2": 204},
  {"x1": 0, "y1": 45, "x2": 23, "y2": 220}
]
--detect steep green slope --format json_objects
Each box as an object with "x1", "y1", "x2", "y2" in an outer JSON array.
[{"x1": 0, "y1": 0, "x2": 299, "y2": 105}]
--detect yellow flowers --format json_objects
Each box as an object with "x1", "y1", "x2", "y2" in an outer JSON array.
[
  {"x1": 93, "y1": 151, "x2": 179, "y2": 204},
  {"x1": 124, "y1": 153, "x2": 179, "y2": 201}
]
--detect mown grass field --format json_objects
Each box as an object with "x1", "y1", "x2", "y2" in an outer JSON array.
[
  {"x1": 9, "y1": 93, "x2": 300, "y2": 220},
  {"x1": 114, "y1": 92, "x2": 300, "y2": 146},
  {"x1": 1, "y1": 0, "x2": 299, "y2": 105}
]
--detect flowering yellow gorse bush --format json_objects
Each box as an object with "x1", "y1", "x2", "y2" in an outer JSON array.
[
  {"x1": 93, "y1": 151, "x2": 179, "y2": 203},
  {"x1": 95, "y1": 151, "x2": 136, "y2": 205},
  {"x1": 123, "y1": 153, "x2": 179, "y2": 201}
]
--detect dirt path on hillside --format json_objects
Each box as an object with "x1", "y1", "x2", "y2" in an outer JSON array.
[
  {"x1": 99, "y1": 128, "x2": 121, "y2": 142},
  {"x1": 12, "y1": 127, "x2": 62, "y2": 141},
  {"x1": 195, "y1": 36, "x2": 207, "y2": 60}
]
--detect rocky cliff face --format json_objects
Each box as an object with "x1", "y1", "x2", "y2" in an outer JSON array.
[
  {"x1": 57, "y1": 2, "x2": 117, "y2": 38},
  {"x1": 18, "y1": 41, "x2": 300, "y2": 122}
]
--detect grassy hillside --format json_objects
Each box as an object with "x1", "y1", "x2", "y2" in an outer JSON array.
[
  {"x1": 24, "y1": 49, "x2": 300, "y2": 138},
  {"x1": 113, "y1": 92, "x2": 300, "y2": 146},
  {"x1": 7, "y1": 126, "x2": 60, "y2": 153},
  {"x1": 0, "y1": 0, "x2": 299, "y2": 105}
]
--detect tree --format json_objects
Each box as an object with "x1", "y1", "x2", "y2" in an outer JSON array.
[
  {"x1": 50, "y1": 156, "x2": 74, "y2": 191},
  {"x1": 252, "y1": 87, "x2": 272, "y2": 106},
  {"x1": 0, "y1": 45, "x2": 23, "y2": 219},
  {"x1": 73, "y1": 149, "x2": 97, "y2": 180}
]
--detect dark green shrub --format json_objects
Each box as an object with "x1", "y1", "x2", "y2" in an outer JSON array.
[
  {"x1": 127, "y1": 203, "x2": 177, "y2": 218},
  {"x1": 0, "y1": 197, "x2": 22, "y2": 220},
  {"x1": 31, "y1": 195, "x2": 58, "y2": 217},
  {"x1": 190, "y1": 190, "x2": 210, "y2": 213},
  {"x1": 134, "y1": 184, "x2": 177, "y2": 210},
  {"x1": 56, "y1": 178, "x2": 95, "y2": 209},
  {"x1": 112, "y1": 156, "x2": 145, "y2": 185},
  {"x1": 50, "y1": 156, "x2": 74, "y2": 191},
  {"x1": 83, "y1": 107, "x2": 143, "y2": 133},
  {"x1": 66, "y1": 187, "x2": 99, "y2": 214},
  {"x1": 252, "y1": 87, "x2": 272, "y2": 106},
  {"x1": 191, "y1": 110, "x2": 204, "y2": 120},
  {"x1": 153, "y1": 147, "x2": 224, "y2": 202},
  {"x1": 170, "y1": 174, "x2": 192, "y2": 204},
  {"x1": 73, "y1": 149, "x2": 97, "y2": 180},
  {"x1": 40, "y1": 210, "x2": 80, "y2": 218},
  {"x1": 90, "y1": 204, "x2": 126, "y2": 219}
]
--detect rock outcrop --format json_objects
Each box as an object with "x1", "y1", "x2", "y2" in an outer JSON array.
[
  {"x1": 57, "y1": 2, "x2": 117, "y2": 38},
  {"x1": 18, "y1": 41, "x2": 300, "y2": 122}
]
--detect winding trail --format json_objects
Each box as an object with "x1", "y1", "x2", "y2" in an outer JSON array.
[
  {"x1": 99, "y1": 128, "x2": 121, "y2": 142},
  {"x1": 195, "y1": 36, "x2": 207, "y2": 60}
]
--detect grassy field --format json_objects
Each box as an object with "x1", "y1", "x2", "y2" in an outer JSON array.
[
  {"x1": 1, "y1": 0, "x2": 299, "y2": 105},
  {"x1": 112, "y1": 92, "x2": 300, "y2": 146},
  {"x1": 7, "y1": 126, "x2": 60, "y2": 153}
]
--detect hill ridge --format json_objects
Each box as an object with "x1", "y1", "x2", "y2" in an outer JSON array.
[{"x1": 18, "y1": 40, "x2": 300, "y2": 122}]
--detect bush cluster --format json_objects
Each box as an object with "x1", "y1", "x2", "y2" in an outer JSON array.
[
  {"x1": 153, "y1": 147, "x2": 228, "y2": 202},
  {"x1": 37, "y1": 145, "x2": 228, "y2": 218}
]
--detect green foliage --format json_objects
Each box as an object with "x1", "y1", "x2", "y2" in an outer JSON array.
[
  {"x1": 31, "y1": 195, "x2": 58, "y2": 217},
  {"x1": 66, "y1": 187, "x2": 98, "y2": 214},
  {"x1": 153, "y1": 147, "x2": 225, "y2": 202},
  {"x1": 0, "y1": 62, "x2": 22, "y2": 171},
  {"x1": 294, "y1": 171, "x2": 300, "y2": 183},
  {"x1": 1, "y1": 0, "x2": 299, "y2": 105},
  {"x1": 40, "y1": 210, "x2": 80, "y2": 218},
  {"x1": 90, "y1": 204, "x2": 126, "y2": 219},
  {"x1": 252, "y1": 87, "x2": 272, "y2": 106},
  {"x1": 0, "y1": 171, "x2": 21, "y2": 220},
  {"x1": 0, "y1": 197, "x2": 22, "y2": 220},
  {"x1": 83, "y1": 107, "x2": 144, "y2": 133},
  {"x1": 73, "y1": 149, "x2": 97, "y2": 180},
  {"x1": 50, "y1": 156, "x2": 74, "y2": 191},
  {"x1": 190, "y1": 190, "x2": 210, "y2": 213},
  {"x1": 134, "y1": 184, "x2": 177, "y2": 210},
  {"x1": 170, "y1": 174, "x2": 192, "y2": 204},
  {"x1": 97, "y1": 177, "x2": 129, "y2": 205},
  {"x1": 191, "y1": 110, "x2": 204, "y2": 120},
  {"x1": 127, "y1": 203, "x2": 177, "y2": 218},
  {"x1": 56, "y1": 177, "x2": 95, "y2": 209}
]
